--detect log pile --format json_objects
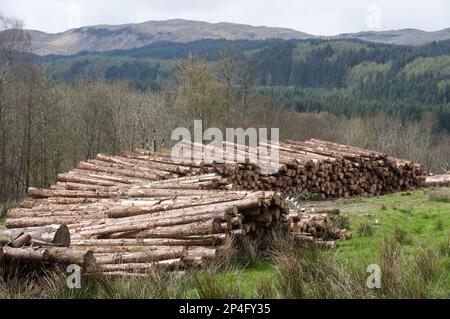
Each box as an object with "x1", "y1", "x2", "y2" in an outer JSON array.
[
  {"x1": 3, "y1": 169, "x2": 288, "y2": 276},
  {"x1": 287, "y1": 208, "x2": 352, "y2": 249},
  {"x1": 94, "y1": 139, "x2": 426, "y2": 199},
  {"x1": 1, "y1": 138, "x2": 426, "y2": 277},
  {"x1": 178, "y1": 139, "x2": 426, "y2": 199},
  {"x1": 425, "y1": 173, "x2": 450, "y2": 187}
]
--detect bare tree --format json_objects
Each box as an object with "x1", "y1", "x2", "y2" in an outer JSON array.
[
  {"x1": 237, "y1": 54, "x2": 256, "y2": 118},
  {"x1": 0, "y1": 12, "x2": 33, "y2": 201},
  {"x1": 217, "y1": 43, "x2": 239, "y2": 116}
]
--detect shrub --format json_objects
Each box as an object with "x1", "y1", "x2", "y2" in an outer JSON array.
[
  {"x1": 270, "y1": 234, "x2": 370, "y2": 299},
  {"x1": 331, "y1": 214, "x2": 351, "y2": 230},
  {"x1": 377, "y1": 239, "x2": 427, "y2": 298}
]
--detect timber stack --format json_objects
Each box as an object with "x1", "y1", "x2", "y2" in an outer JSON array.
[
  {"x1": 1, "y1": 138, "x2": 426, "y2": 277},
  {"x1": 3, "y1": 171, "x2": 287, "y2": 277},
  {"x1": 99, "y1": 138, "x2": 425, "y2": 199},
  {"x1": 172, "y1": 139, "x2": 426, "y2": 198},
  {"x1": 424, "y1": 173, "x2": 450, "y2": 187},
  {"x1": 287, "y1": 208, "x2": 352, "y2": 249}
]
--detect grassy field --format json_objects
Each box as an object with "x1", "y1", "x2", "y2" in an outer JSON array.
[
  {"x1": 181, "y1": 186, "x2": 450, "y2": 299},
  {"x1": 0, "y1": 187, "x2": 449, "y2": 299},
  {"x1": 233, "y1": 187, "x2": 450, "y2": 298}
]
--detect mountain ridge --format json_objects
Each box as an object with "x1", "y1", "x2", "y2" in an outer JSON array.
[
  {"x1": 28, "y1": 19, "x2": 313, "y2": 55},
  {"x1": 23, "y1": 19, "x2": 450, "y2": 55}
]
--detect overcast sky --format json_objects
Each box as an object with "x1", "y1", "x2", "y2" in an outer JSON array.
[{"x1": 1, "y1": 0, "x2": 449, "y2": 35}]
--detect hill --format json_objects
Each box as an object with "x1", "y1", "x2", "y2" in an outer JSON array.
[
  {"x1": 28, "y1": 19, "x2": 313, "y2": 55},
  {"x1": 336, "y1": 28, "x2": 450, "y2": 46},
  {"x1": 26, "y1": 20, "x2": 450, "y2": 56}
]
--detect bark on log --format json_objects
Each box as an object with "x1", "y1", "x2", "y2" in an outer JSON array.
[
  {"x1": 47, "y1": 247, "x2": 95, "y2": 267},
  {"x1": 3, "y1": 247, "x2": 49, "y2": 262},
  {"x1": 94, "y1": 247, "x2": 186, "y2": 264},
  {"x1": 71, "y1": 235, "x2": 227, "y2": 248},
  {"x1": 10, "y1": 233, "x2": 32, "y2": 248},
  {"x1": 0, "y1": 225, "x2": 70, "y2": 247},
  {"x1": 98, "y1": 258, "x2": 183, "y2": 272},
  {"x1": 79, "y1": 209, "x2": 228, "y2": 238},
  {"x1": 113, "y1": 219, "x2": 227, "y2": 239},
  {"x1": 106, "y1": 193, "x2": 248, "y2": 218}
]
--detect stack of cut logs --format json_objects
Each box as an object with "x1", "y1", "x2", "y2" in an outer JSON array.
[
  {"x1": 1, "y1": 138, "x2": 426, "y2": 277},
  {"x1": 175, "y1": 139, "x2": 426, "y2": 198},
  {"x1": 425, "y1": 173, "x2": 450, "y2": 187},
  {"x1": 2, "y1": 166, "x2": 287, "y2": 277},
  {"x1": 286, "y1": 208, "x2": 352, "y2": 249}
]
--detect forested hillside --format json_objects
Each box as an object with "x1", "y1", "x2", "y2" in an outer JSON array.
[{"x1": 38, "y1": 38, "x2": 450, "y2": 131}]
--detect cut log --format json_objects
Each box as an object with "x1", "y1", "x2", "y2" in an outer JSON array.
[
  {"x1": 98, "y1": 259, "x2": 183, "y2": 272},
  {"x1": 115, "y1": 219, "x2": 228, "y2": 239},
  {"x1": 3, "y1": 247, "x2": 49, "y2": 262},
  {"x1": 47, "y1": 247, "x2": 95, "y2": 267},
  {"x1": 94, "y1": 247, "x2": 186, "y2": 264},
  {"x1": 71, "y1": 235, "x2": 227, "y2": 248},
  {"x1": 10, "y1": 233, "x2": 32, "y2": 248},
  {"x1": 0, "y1": 225, "x2": 70, "y2": 247}
]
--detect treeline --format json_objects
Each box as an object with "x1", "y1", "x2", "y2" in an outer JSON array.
[
  {"x1": 254, "y1": 40, "x2": 450, "y2": 131},
  {"x1": 260, "y1": 86, "x2": 450, "y2": 125},
  {"x1": 39, "y1": 38, "x2": 450, "y2": 131},
  {"x1": 37, "y1": 38, "x2": 277, "y2": 61}
]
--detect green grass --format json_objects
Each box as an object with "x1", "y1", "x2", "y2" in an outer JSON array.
[
  {"x1": 203, "y1": 187, "x2": 450, "y2": 298},
  {"x1": 328, "y1": 188, "x2": 449, "y2": 261}
]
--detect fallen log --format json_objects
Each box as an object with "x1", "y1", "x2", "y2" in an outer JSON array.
[
  {"x1": 424, "y1": 174, "x2": 450, "y2": 187},
  {"x1": 6, "y1": 216, "x2": 106, "y2": 228},
  {"x1": 0, "y1": 225, "x2": 70, "y2": 247},
  {"x1": 79, "y1": 210, "x2": 228, "y2": 238}
]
